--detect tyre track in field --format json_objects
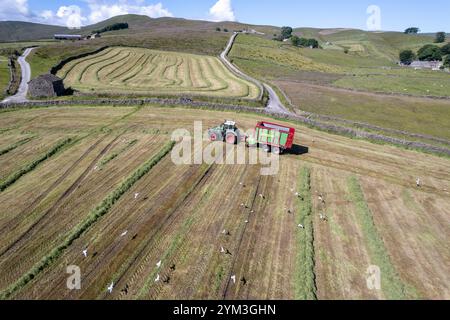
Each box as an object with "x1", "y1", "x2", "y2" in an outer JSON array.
[{"x1": 0, "y1": 134, "x2": 122, "y2": 258}]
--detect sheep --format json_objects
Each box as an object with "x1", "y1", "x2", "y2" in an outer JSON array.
[
  {"x1": 319, "y1": 213, "x2": 328, "y2": 222},
  {"x1": 231, "y1": 275, "x2": 236, "y2": 284},
  {"x1": 107, "y1": 282, "x2": 114, "y2": 294}
]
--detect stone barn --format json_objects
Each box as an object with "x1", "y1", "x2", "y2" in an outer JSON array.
[{"x1": 28, "y1": 74, "x2": 66, "y2": 98}]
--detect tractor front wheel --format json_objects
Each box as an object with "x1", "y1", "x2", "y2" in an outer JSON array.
[
  {"x1": 262, "y1": 144, "x2": 271, "y2": 153},
  {"x1": 209, "y1": 133, "x2": 218, "y2": 142}
]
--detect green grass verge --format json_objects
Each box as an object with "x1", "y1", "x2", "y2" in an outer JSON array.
[
  {"x1": 295, "y1": 166, "x2": 317, "y2": 300},
  {"x1": 0, "y1": 140, "x2": 175, "y2": 299},
  {"x1": 0, "y1": 137, "x2": 75, "y2": 192},
  {"x1": 347, "y1": 176, "x2": 418, "y2": 300}
]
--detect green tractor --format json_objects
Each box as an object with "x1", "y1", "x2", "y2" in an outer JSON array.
[{"x1": 208, "y1": 120, "x2": 243, "y2": 144}]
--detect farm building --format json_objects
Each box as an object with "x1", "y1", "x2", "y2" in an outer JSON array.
[
  {"x1": 54, "y1": 34, "x2": 82, "y2": 41},
  {"x1": 28, "y1": 74, "x2": 66, "y2": 98},
  {"x1": 409, "y1": 61, "x2": 442, "y2": 70}
]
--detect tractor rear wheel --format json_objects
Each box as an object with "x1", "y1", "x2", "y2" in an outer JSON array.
[{"x1": 226, "y1": 133, "x2": 237, "y2": 145}]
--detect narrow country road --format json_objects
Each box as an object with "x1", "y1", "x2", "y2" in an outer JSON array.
[
  {"x1": 2, "y1": 47, "x2": 35, "y2": 104},
  {"x1": 220, "y1": 33, "x2": 291, "y2": 115}
]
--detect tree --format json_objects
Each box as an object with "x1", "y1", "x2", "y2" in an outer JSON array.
[
  {"x1": 399, "y1": 50, "x2": 416, "y2": 65},
  {"x1": 305, "y1": 38, "x2": 319, "y2": 48},
  {"x1": 404, "y1": 27, "x2": 420, "y2": 34},
  {"x1": 435, "y1": 32, "x2": 446, "y2": 43},
  {"x1": 441, "y1": 43, "x2": 450, "y2": 55},
  {"x1": 444, "y1": 55, "x2": 450, "y2": 68},
  {"x1": 223, "y1": 28, "x2": 229, "y2": 33},
  {"x1": 291, "y1": 35, "x2": 301, "y2": 46},
  {"x1": 216, "y1": 27, "x2": 221, "y2": 32},
  {"x1": 417, "y1": 44, "x2": 443, "y2": 61},
  {"x1": 280, "y1": 26, "x2": 293, "y2": 40}
]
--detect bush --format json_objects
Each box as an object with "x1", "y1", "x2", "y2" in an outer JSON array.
[
  {"x1": 435, "y1": 32, "x2": 446, "y2": 43},
  {"x1": 444, "y1": 56, "x2": 450, "y2": 68},
  {"x1": 417, "y1": 44, "x2": 443, "y2": 61},
  {"x1": 281, "y1": 26, "x2": 293, "y2": 40},
  {"x1": 223, "y1": 28, "x2": 229, "y2": 33},
  {"x1": 399, "y1": 50, "x2": 416, "y2": 65},
  {"x1": 441, "y1": 43, "x2": 450, "y2": 55},
  {"x1": 215, "y1": 27, "x2": 221, "y2": 32}
]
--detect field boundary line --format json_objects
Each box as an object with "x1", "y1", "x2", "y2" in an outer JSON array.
[{"x1": 0, "y1": 140, "x2": 175, "y2": 300}]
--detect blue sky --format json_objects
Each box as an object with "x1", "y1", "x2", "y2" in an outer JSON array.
[{"x1": 1, "y1": 0, "x2": 449, "y2": 32}]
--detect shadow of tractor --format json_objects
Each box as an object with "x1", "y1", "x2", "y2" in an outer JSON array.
[{"x1": 286, "y1": 144, "x2": 309, "y2": 156}]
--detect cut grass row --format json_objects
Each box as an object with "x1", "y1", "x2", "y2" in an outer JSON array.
[
  {"x1": 98, "y1": 139, "x2": 138, "y2": 169},
  {"x1": 0, "y1": 136, "x2": 35, "y2": 157},
  {"x1": 0, "y1": 140, "x2": 175, "y2": 299},
  {"x1": 295, "y1": 167, "x2": 317, "y2": 300},
  {"x1": 0, "y1": 137, "x2": 75, "y2": 192},
  {"x1": 346, "y1": 176, "x2": 417, "y2": 300}
]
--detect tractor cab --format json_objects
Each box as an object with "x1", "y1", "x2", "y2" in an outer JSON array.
[{"x1": 208, "y1": 120, "x2": 242, "y2": 144}]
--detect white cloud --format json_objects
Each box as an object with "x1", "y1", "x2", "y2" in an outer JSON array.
[
  {"x1": 56, "y1": 5, "x2": 86, "y2": 29},
  {"x1": 1, "y1": 0, "x2": 173, "y2": 28},
  {"x1": 86, "y1": 0, "x2": 173, "y2": 24},
  {"x1": 209, "y1": 0, "x2": 235, "y2": 22},
  {"x1": 0, "y1": 0, "x2": 30, "y2": 21}
]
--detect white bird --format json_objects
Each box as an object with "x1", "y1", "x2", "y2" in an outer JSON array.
[
  {"x1": 295, "y1": 192, "x2": 300, "y2": 197},
  {"x1": 121, "y1": 231, "x2": 128, "y2": 237},
  {"x1": 82, "y1": 249, "x2": 88, "y2": 257},
  {"x1": 259, "y1": 194, "x2": 264, "y2": 199},
  {"x1": 245, "y1": 220, "x2": 249, "y2": 224},
  {"x1": 416, "y1": 178, "x2": 421, "y2": 187},
  {"x1": 155, "y1": 274, "x2": 160, "y2": 282},
  {"x1": 107, "y1": 282, "x2": 114, "y2": 293},
  {"x1": 222, "y1": 229, "x2": 227, "y2": 234},
  {"x1": 134, "y1": 193, "x2": 140, "y2": 199},
  {"x1": 319, "y1": 213, "x2": 328, "y2": 221},
  {"x1": 220, "y1": 246, "x2": 226, "y2": 253},
  {"x1": 231, "y1": 275, "x2": 236, "y2": 284},
  {"x1": 298, "y1": 224, "x2": 304, "y2": 229},
  {"x1": 156, "y1": 260, "x2": 162, "y2": 269}
]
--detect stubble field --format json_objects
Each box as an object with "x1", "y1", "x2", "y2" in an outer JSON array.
[{"x1": 0, "y1": 105, "x2": 448, "y2": 300}]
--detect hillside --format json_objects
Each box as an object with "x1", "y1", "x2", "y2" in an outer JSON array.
[{"x1": 0, "y1": 14, "x2": 277, "y2": 43}]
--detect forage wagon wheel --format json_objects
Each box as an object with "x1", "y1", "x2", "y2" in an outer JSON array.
[
  {"x1": 262, "y1": 144, "x2": 271, "y2": 153},
  {"x1": 272, "y1": 146, "x2": 282, "y2": 155},
  {"x1": 226, "y1": 133, "x2": 237, "y2": 145}
]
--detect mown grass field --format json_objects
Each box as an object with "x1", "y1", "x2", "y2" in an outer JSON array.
[
  {"x1": 0, "y1": 105, "x2": 448, "y2": 300},
  {"x1": 0, "y1": 55, "x2": 9, "y2": 100},
  {"x1": 57, "y1": 47, "x2": 260, "y2": 99}
]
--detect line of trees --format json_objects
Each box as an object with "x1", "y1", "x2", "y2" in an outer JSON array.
[
  {"x1": 291, "y1": 36, "x2": 319, "y2": 48},
  {"x1": 94, "y1": 22, "x2": 129, "y2": 34}
]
